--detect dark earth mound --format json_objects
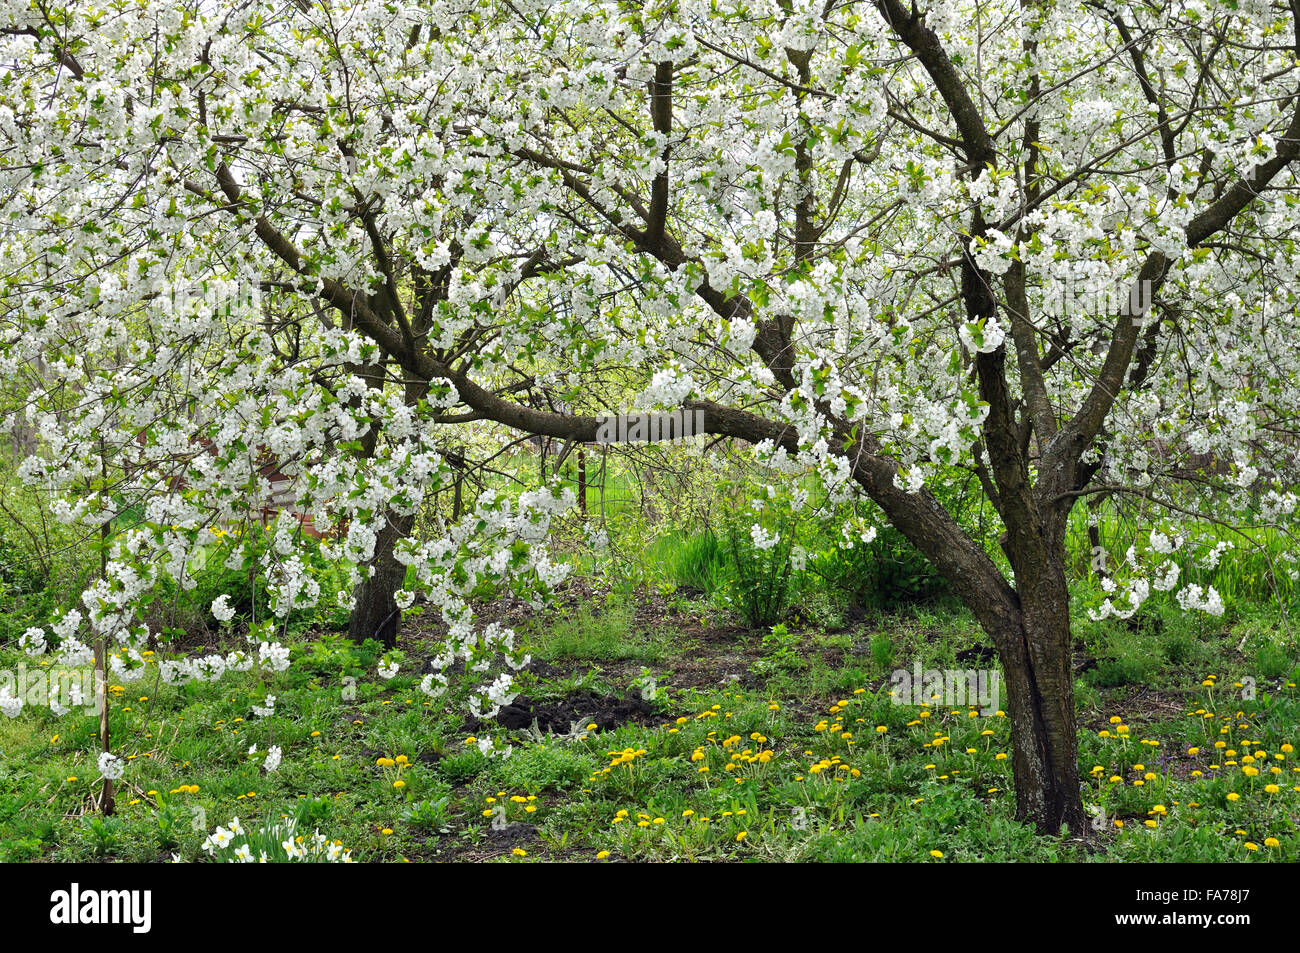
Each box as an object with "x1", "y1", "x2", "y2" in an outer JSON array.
[{"x1": 468, "y1": 690, "x2": 661, "y2": 735}]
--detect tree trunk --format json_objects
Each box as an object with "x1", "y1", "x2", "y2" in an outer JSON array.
[
  {"x1": 348, "y1": 511, "x2": 415, "y2": 649},
  {"x1": 700, "y1": 398, "x2": 1091, "y2": 838},
  {"x1": 345, "y1": 362, "x2": 425, "y2": 649},
  {"x1": 992, "y1": 567, "x2": 1086, "y2": 835},
  {"x1": 577, "y1": 446, "x2": 587, "y2": 516}
]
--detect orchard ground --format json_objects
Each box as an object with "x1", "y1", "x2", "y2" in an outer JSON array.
[{"x1": 2, "y1": 580, "x2": 1295, "y2": 863}]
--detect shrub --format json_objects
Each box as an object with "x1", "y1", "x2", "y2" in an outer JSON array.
[
  {"x1": 812, "y1": 526, "x2": 948, "y2": 610},
  {"x1": 724, "y1": 521, "x2": 796, "y2": 628}
]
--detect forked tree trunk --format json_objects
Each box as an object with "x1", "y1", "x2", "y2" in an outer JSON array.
[{"x1": 703, "y1": 397, "x2": 1093, "y2": 837}]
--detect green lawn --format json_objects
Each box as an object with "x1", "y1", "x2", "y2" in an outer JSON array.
[{"x1": 1, "y1": 591, "x2": 1296, "y2": 863}]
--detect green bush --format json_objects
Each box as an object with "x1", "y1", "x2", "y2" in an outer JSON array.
[
  {"x1": 751, "y1": 622, "x2": 806, "y2": 675},
  {"x1": 724, "y1": 520, "x2": 796, "y2": 628},
  {"x1": 811, "y1": 526, "x2": 948, "y2": 610},
  {"x1": 288, "y1": 633, "x2": 384, "y2": 686},
  {"x1": 1082, "y1": 626, "x2": 1163, "y2": 688}
]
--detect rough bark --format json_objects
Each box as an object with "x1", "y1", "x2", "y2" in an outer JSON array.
[
  {"x1": 991, "y1": 533, "x2": 1086, "y2": 834},
  {"x1": 345, "y1": 369, "x2": 426, "y2": 649},
  {"x1": 348, "y1": 510, "x2": 416, "y2": 649}
]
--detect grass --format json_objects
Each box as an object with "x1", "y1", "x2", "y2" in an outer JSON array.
[
  {"x1": 2, "y1": 592, "x2": 1297, "y2": 863},
  {"x1": 3, "y1": 459, "x2": 1299, "y2": 863},
  {"x1": 654, "y1": 529, "x2": 731, "y2": 596},
  {"x1": 528, "y1": 602, "x2": 667, "y2": 663},
  {"x1": 1066, "y1": 501, "x2": 1300, "y2": 608}
]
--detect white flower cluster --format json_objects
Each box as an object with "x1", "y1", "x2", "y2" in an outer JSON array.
[
  {"x1": 97, "y1": 752, "x2": 124, "y2": 781},
  {"x1": 971, "y1": 228, "x2": 1017, "y2": 276},
  {"x1": 257, "y1": 641, "x2": 292, "y2": 673},
  {"x1": 1150, "y1": 531, "x2": 1181, "y2": 555},
  {"x1": 638, "y1": 365, "x2": 696, "y2": 409},
  {"x1": 0, "y1": 687, "x2": 23, "y2": 719},
  {"x1": 478, "y1": 672, "x2": 520, "y2": 713},
  {"x1": 19, "y1": 627, "x2": 47, "y2": 655},
  {"x1": 750, "y1": 524, "x2": 781, "y2": 551},
  {"x1": 211, "y1": 594, "x2": 236, "y2": 623},
  {"x1": 57, "y1": 637, "x2": 94, "y2": 668},
  {"x1": 1176, "y1": 584, "x2": 1226, "y2": 617},
  {"x1": 150, "y1": 642, "x2": 287, "y2": 687},
  {"x1": 1089, "y1": 577, "x2": 1150, "y2": 621},
  {"x1": 1151, "y1": 560, "x2": 1181, "y2": 592},
  {"x1": 419, "y1": 671, "x2": 448, "y2": 699},
  {"x1": 474, "y1": 734, "x2": 513, "y2": 760},
  {"x1": 202, "y1": 817, "x2": 352, "y2": 863},
  {"x1": 959, "y1": 315, "x2": 1007, "y2": 354},
  {"x1": 1199, "y1": 541, "x2": 1235, "y2": 571}
]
